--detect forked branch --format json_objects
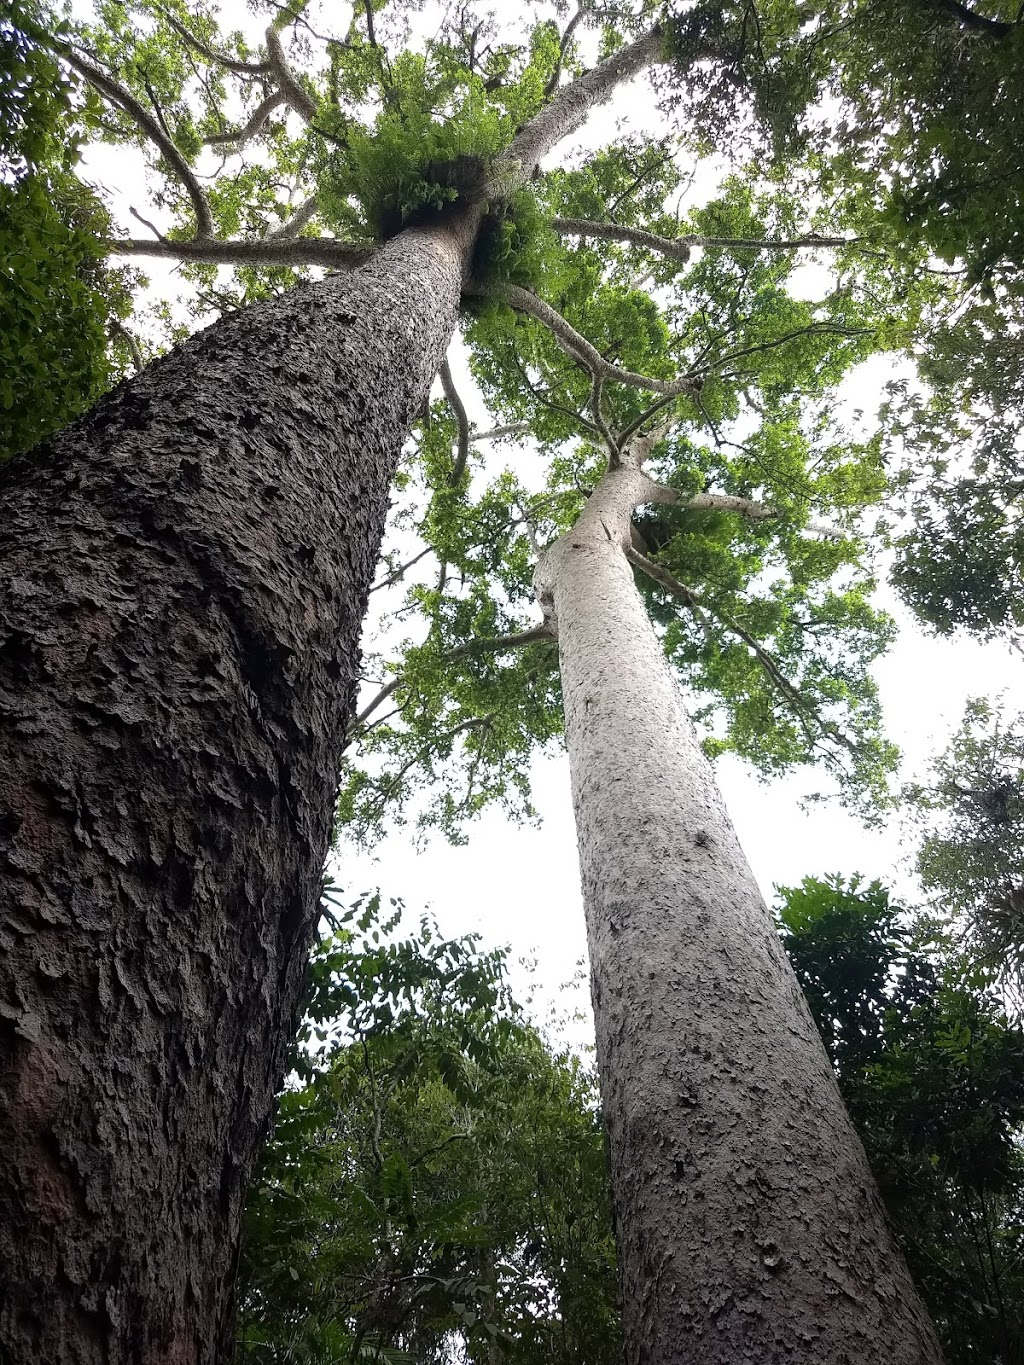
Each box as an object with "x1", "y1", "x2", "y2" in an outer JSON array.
[{"x1": 265, "y1": 27, "x2": 318, "y2": 122}]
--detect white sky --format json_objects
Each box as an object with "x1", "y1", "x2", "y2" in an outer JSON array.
[{"x1": 72, "y1": 0, "x2": 1021, "y2": 1036}]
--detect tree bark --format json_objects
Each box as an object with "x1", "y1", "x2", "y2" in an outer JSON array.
[
  {"x1": 0, "y1": 209, "x2": 477, "y2": 1365},
  {"x1": 536, "y1": 467, "x2": 945, "y2": 1364}
]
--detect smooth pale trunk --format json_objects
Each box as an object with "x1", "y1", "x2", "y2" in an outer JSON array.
[
  {"x1": 541, "y1": 467, "x2": 944, "y2": 1364},
  {"x1": 0, "y1": 214, "x2": 475, "y2": 1364}
]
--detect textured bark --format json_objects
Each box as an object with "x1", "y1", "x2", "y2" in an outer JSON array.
[
  {"x1": 537, "y1": 467, "x2": 945, "y2": 1365},
  {"x1": 0, "y1": 211, "x2": 477, "y2": 1364}
]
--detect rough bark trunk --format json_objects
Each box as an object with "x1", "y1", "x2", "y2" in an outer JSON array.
[
  {"x1": 537, "y1": 466, "x2": 945, "y2": 1364},
  {"x1": 0, "y1": 211, "x2": 477, "y2": 1365}
]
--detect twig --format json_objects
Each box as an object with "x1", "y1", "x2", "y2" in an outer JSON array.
[
  {"x1": 369, "y1": 547, "x2": 435, "y2": 593},
  {"x1": 56, "y1": 42, "x2": 214, "y2": 238},
  {"x1": 353, "y1": 627, "x2": 555, "y2": 731}
]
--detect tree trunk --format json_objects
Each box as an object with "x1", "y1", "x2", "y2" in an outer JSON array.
[
  {"x1": 537, "y1": 466, "x2": 945, "y2": 1365},
  {"x1": 0, "y1": 212, "x2": 476, "y2": 1365}
]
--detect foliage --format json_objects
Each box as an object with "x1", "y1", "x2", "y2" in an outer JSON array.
[
  {"x1": 903, "y1": 699, "x2": 1024, "y2": 992},
  {"x1": 666, "y1": 0, "x2": 1024, "y2": 284},
  {"x1": 779, "y1": 875, "x2": 1024, "y2": 1365},
  {"x1": 882, "y1": 287, "x2": 1024, "y2": 641},
  {"x1": 237, "y1": 890, "x2": 619, "y2": 1365},
  {"x1": 0, "y1": 3, "x2": 132, "y2": 457}
]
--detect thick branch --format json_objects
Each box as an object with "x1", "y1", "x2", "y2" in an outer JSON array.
[
  {"x1": 439, "y1": 359, "x2": 472, "y2": 487},
  {"x1": 155, "y1": 8, "x2": 271, "y2": 74},
  {"x1": 107, "y1": 236, "x2": 373, "y2": 268},
  {"x1": 57, "y1": 43, "x2": 214, "y2": 238},
  {"x1": 499, "y1": 26, "x2": 666, "y2": 182},
  {"x1": 109, "y1": 319, "x2": 144, "y2": 372},
  {"x1": 653, "y1": 485, "x2": 842, "y2": 537},
  {"x1": 265, "y1": 27, "x2": 318, "y2": 122},
  {"x1": 353, "y1": 627, "x2": 555, "y2": 731},
  {"x1": 206, "y1": 90, "x2": 286, "y2": 147},
  {"x1": 473, "y1": 421, "x2": 531, "y2": 442},
  {"x1": 543, "y1": 5, "x2": 585, "y2": 98},
  {"x1": 554, "y1": 216, "x2": 692, "y2": 263},
  {"x1": 266, "y1": 193, "x2": 319, "y2": 239},
  {"x1": 478, "y1": 282, "x2": 701, "y2": 398}
]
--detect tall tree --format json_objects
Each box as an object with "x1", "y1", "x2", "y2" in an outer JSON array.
[
  {"x1": 0, "y1": 7, "x2": 687, "y2": 1361},
  {"x1": 903, "y1": 700, "x2": 1024, "y2": 998},
  {"x1": 341, "y1": 151, "x2": 948, "y2": 1356},
  {"x1": 4, "y1": 0, "x2": 988, "y2": 1358}
]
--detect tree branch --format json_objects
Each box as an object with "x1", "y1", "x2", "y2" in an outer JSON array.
[
  {"x1": 553, "y1": 215, "x2": 692, "y2": 263},
  {"x1": 552, "y1": 217, "x2": 866, "y2": 262},
  {"x1": 473, "y1": 421, "x2": 531, "y2": 442},
  {"x1": 206, "y1": 89, "x2": 286, "y2": 147},
  {"x1": 439, "y1": 359, "x2": 472, "y2": 487},
  {"x1": 154, "y1": 7, "x2": 271, "y2": 74},
  {"x1": 265, "y1": 27, "x2": 318, "y2": 122},
  {"x1": 499, "y1": 26, "x2": 666, "y2": 182},
  {"x1": 369, "y1": 547, "x2": 435, "y2": 593},
  {"x1": 651, "y1": 485, "x2": 842, "y2": 537},
  {"x1": 352, "y1": 627, "x2": 555, "y2": 732},
  {"x1": 107, "y1": 236, "x2": 373, "y2": 268},
  {"x1": 696, "y1": 320, "x2": 874, "y2": 381},
  {"x1": 476, "y1": 281, "x2": 701, "y2": 398},
  {"x1": 925, "y1": 0, "x2": 1017, "y2": 36},
  {"x1": 543, "y1": 5, "x2": 585, "y2": 98},
  {"x1": 265, "y1": 193, "x2": 319, "y2": 239},
  {"x1": 109, "y1": 319, "x2": 145, "y2": 372},
  {"x1": 56, "y1": 43, "x2": 215, "y2": 238}
]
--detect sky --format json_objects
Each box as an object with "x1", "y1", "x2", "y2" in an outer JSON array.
[{"x1": 71, "y1": 0, "x2": 1021, "y2": 1035}]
